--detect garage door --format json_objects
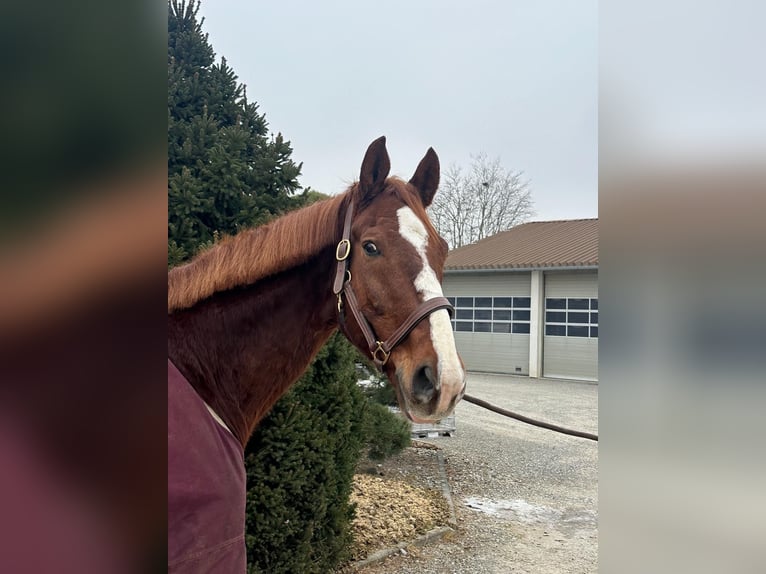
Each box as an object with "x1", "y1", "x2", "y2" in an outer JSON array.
[
  {"x1": 543, "y1": 272, "x2": 598, "y2": 381},
  {"x1": 443, "y1": 273, "x2": 531, "y2": 375}
]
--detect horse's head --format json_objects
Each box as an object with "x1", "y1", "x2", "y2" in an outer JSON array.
[{"x1": 338, "y1": 136, "x2": 466, "y2": 423}]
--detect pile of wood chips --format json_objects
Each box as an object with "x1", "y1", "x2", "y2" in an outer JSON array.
[{"x1": 348, "y1": 473, "x2": 450, "y2": 561}]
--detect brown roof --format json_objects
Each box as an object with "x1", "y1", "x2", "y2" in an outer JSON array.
[{"x1": 445, "y1": 218, "x2": 598, "y2": 271}]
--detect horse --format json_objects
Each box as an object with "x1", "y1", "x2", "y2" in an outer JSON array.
[{"x1": 167, "y1": 136, "x2": 466, "y2": 572}]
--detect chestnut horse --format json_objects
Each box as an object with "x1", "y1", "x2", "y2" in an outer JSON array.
[{"x1": 167, "y1": 137, "x2": 466, "y2": 572}]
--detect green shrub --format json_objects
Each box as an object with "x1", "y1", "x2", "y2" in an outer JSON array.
[
  {"x1": 363, "y1": 402, "x2": 411, "y2": 461},
  {"x1": 244, "y1": 334, "x2": 366, "y2": 574},
  {"x1": 355, "y1": 362, "x2": 411, "y2": 460},
  {"x1": 356, "y1": 364, "x2": 397, "y2": 407},
  {"x1": 243, "y1": 335, "x2": 414, "y2": 573}
]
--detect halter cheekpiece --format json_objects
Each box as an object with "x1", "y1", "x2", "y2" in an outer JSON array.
[{"x1": 333, "y1": 200, "x2": 454, "y2": 368}]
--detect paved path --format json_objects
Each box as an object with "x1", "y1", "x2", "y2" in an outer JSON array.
[{"x1": 360, "y1": 373, "x2": 598, "y2": 573}]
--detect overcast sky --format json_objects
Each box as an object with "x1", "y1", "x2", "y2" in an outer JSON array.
[{"x1": 197, "y1": 0, "x2": 597, "y2": 221}]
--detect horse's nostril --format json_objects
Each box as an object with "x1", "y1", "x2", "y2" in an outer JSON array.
[{"x1": 412, "y1": 365, "x2": 437, "y2": 404}]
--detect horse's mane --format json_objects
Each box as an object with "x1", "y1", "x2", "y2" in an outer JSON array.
[
  {"x1": 167, "y1": 177, "x2": 431, "y2": 313},
  {"x1": 168, "y1": 192, "x2": 348, "y2": 313}
]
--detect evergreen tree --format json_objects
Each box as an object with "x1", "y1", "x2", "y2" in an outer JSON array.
[
  {"x1": 167, "y1": 5, "x2": 412, "y2": 571},
  {"x1": 168, "y1": 0, "x2": 302, "y2": 266}
]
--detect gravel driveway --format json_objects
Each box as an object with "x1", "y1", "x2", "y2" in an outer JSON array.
[{"x1": 360, "y1": 373, "x2": 598, "y2": 574}]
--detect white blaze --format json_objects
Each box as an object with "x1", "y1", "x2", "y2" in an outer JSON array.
[{"x1": 396, "y1": 207, "x2": 464, "y2": 385}]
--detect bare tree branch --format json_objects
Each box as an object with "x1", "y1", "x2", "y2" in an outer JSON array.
[{"x1": 428, "y1": 154, "x2": 534, "y2": 248}]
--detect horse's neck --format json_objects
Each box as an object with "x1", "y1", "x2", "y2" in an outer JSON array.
[{"x1": 168, "y1": 248, "x2": 340, "y2": 445}]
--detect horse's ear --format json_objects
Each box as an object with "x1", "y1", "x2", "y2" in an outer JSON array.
[
  {"x1": 358, "y1": 136, "x2": 391, "y2": 203},
  {"x1": 409, "y1": 147, "x2": 440, "y2": 207}
]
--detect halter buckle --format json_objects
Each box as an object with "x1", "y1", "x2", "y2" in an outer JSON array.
[
  {"x1": 336, "y1": 239, "x2": 351, "y2": 261},
  {"x1": 372, "y1": 341, "x2": 391, "y2": 366}
]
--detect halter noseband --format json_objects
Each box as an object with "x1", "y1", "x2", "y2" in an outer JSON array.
[{"x1": 333, "y1": 200, "x2": 454, "y2": 369}]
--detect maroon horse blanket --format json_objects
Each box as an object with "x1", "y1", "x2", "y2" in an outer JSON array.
[{"x1": 168, "y1": 360, "x2": 246, "y2": 573}]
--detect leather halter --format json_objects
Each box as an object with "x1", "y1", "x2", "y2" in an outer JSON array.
[{"x1": 333, "y1": 199, "x2": 454, "y2": 369}]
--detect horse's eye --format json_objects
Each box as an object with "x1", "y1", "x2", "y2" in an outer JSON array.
[{"x1": 363, "y1": 241, "x2": 380, "y2": 256}]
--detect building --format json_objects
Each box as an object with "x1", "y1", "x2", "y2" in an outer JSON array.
[{"x1": 443, "y1": 219, "x2": 598, "y2": 382}]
